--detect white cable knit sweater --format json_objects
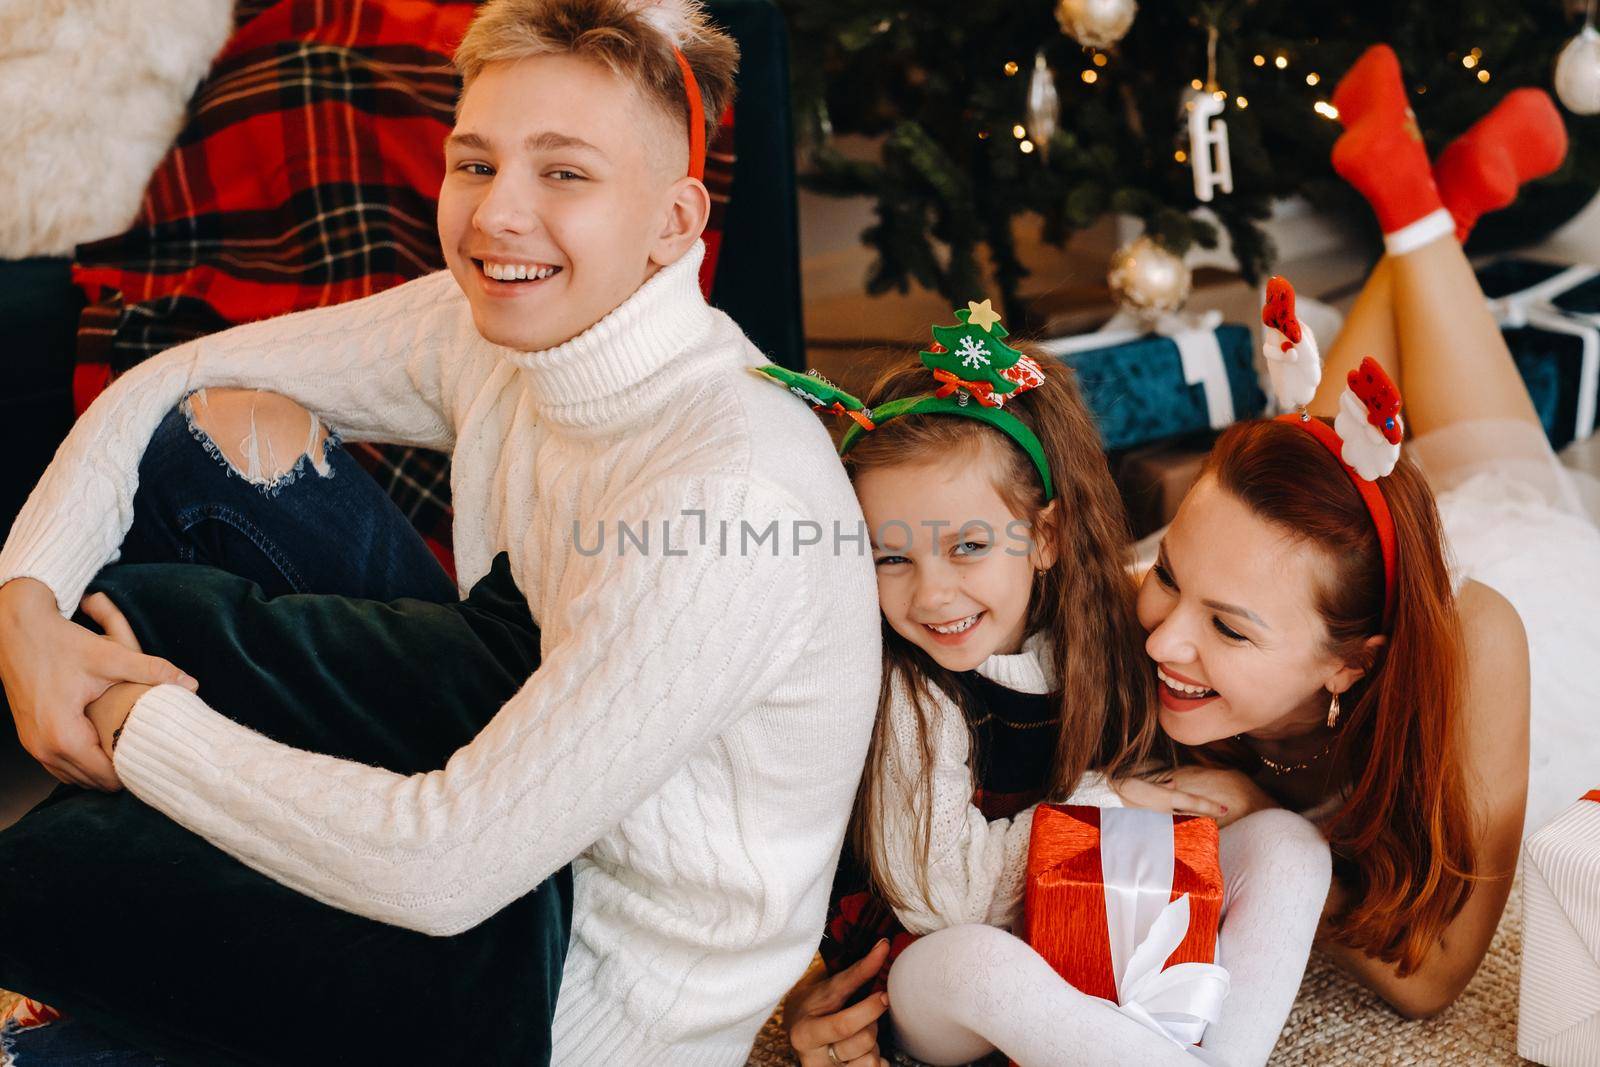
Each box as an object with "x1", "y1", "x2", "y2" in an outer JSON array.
[
  {"x1": 0, "y1": 243, "x2": 883, "y2": 1064},
  {"x1": 873, "y1": 633, "x2": 1121, "y2": 936}
]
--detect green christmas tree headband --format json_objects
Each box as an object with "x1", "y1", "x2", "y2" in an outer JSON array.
[{"x1": 756, "y1": 300, "x2": 1055, "y2": 500}]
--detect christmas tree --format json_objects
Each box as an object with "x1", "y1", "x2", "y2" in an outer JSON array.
[{"x1": 782, "y1": 0, "x2": 1600, "y2": 318}]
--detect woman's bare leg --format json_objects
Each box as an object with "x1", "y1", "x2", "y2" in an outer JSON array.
[
  {"x1": 1312, "y1": 241, "x2": 1540, "y2": 437},
  {"x1": 1387, "y1": 238, "x2": 1541, "y2": 436},
  {"x1": 1311, "y1": 257, "x2": 1401, "y2": 418}
]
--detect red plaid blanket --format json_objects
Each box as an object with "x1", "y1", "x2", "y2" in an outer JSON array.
[{"x1": 71, "y1": 0, "x2": 735, "y2": 576}]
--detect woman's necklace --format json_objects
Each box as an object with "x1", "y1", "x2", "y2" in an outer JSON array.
[{"x1": 1242, "y1": 732, "x2": 1338, "y2": 775}]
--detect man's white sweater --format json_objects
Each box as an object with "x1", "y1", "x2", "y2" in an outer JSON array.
[{"x1": 0, "y1": 243, "x2": 883, "y2": 1064}]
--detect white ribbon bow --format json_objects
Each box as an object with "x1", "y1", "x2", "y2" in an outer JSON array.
[
  {"x1": 1487, "y1": 264, "x2": 1600, "y2": 440},
  {"x1": 1099, "y1": 807, "x2": 1232, "y2": 1060},
  {"x1": 1041, "y1": 309, "x2": 1235, "y2": 430}
]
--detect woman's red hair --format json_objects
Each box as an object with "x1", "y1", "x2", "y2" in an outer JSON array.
[{"x1": 1202, "y1": 418, "x2": 1475, "y2": 975}]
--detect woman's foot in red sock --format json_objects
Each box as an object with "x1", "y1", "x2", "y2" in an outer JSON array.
[
  {"x1": 1434, "y1": 88, "x2": 1569, "y2": 241},
  {"x1": 1331, "y1": 45, "x2": 1409, "y2": 126},
  {"x1": 1330, "y1": 45, "x2": 1452, "y2": 254}
]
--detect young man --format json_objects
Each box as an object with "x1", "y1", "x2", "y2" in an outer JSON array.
[{"x1": 0, "y1": 0, "x2": 880, "y2": 1062}]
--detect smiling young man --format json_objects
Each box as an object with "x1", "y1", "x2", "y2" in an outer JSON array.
[{"x1": 0, "y1": 1, "x2": 880, "y2": 1062}]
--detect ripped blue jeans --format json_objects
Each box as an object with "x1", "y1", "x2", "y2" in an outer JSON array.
[{"x1": 116, "y1": 391, "x2": 458, "y2": 603}]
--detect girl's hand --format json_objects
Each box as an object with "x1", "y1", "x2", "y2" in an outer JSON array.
[
  {"x1": 1162, "y1": 766, "x2": 1279, "y2": 828},
  {"x1": 785, "y1": 940, "x2": 892, "y2": 1067}
]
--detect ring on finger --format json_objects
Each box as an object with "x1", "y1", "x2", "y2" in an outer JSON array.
[{"x1": 827, "y1": 1042, "x2": 842, "y2": 1065}]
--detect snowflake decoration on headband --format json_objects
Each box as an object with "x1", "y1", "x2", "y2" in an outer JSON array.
[
  {"x1": 753, "y1": 365, "x2": 875, "y2": 430},
  {"x1": 920, "y1": 300, "x2": 1045, "y2": 410}
]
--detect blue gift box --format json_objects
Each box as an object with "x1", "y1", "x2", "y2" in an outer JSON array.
[
  {"x1": 1478, "y1": 257, "x2": 1600, "y2": 450},
  {"x1": 1040, "y1": 324, "x2": 1264, "y2": 453}
]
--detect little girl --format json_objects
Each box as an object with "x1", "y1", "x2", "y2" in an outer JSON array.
[{"x1": 778, "y1": 316, "x2": 1332, "y2": 1067}]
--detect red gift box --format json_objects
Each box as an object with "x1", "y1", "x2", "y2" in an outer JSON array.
[{"x1": 1023, "y1": 804, "x2": 1227, "y2": 1044}]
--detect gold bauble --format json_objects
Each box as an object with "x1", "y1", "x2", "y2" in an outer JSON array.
[
  {"x1": 1054, "y1": 0, "x2": 1137, "y2": 50},
  {"x1": 1108, "y1": 236, "x2": 1191, "y2": 319}
]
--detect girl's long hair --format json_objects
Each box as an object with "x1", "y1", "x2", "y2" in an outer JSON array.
[
  {"x1": 1198, "y1": 418, "x2": 1475, "y2": 975},
  {"x1": 842, "y1": 351, "x2": 1158, "y2": 911}
]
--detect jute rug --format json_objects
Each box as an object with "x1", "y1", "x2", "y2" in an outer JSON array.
[
  {"x1": 747, "y1": 876, "x2": 1529, "y2": 1066},
  {"x1": 0, "y1": 881, "x2": 1527, "y2": 1065}
]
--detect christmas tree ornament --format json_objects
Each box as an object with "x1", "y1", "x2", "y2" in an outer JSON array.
[
  {"x1": 1054, "y1": 0, "x2": 1137, "y2": 50},
  {"x1": 1185, "y1": 24, "x2": 1233, "y2": 202},
  {"x1": 1555, "y1": 19, "x2": 1600, "y2": 115},
  {"x1": 836, "y1": 305, "x2": 1057, "y2": 499},
  {"x1": 1108, "y1": 236, "x2": 1192, "y2": 320},
  {"x1": 1025, "y1": 50, "x2": 1061, "y2": 159},
  {"x1": 1185, "y1": 90, "x2": 1234, "y2": 202}
]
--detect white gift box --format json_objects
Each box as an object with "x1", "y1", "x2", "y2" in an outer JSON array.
[{"x1": 1520, "y1": 789, "x2": 1600, "y2": 1066}]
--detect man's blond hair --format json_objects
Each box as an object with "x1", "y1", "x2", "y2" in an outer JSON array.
[{"x1": 455, "y1": 0, "x2": 738, "y2": 158}]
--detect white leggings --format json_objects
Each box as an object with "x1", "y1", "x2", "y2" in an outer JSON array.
[{"x1": 885, "y1": 809, "x2": 1332, "y2": 1067}]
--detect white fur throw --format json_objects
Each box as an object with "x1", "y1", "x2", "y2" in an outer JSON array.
[{"x1": 0, "y1": 0, "x2": 234, "y2": 259}]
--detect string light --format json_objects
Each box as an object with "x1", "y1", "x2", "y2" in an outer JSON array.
[
  {"x1": 978, "y1": 129, "x2": 990, "y2": 140},
  {"x1": 1253, "y1": 54, "x2": 1266, "y2": 67},
  {"x1": 1019, "y1": 139, "x2": 1035, "y2": 154},
  {"x1": 1191, "y1": 78, "x2": 1204, "y2": 90},
  {"x1": 1175, "y1": 149, "x2": 1188, "y2": 162},
  {"x1": 1013, "y1": 124, "x2": 1027, "y2": 139},
  {"x1": 1004, "y1": 60, "x2": 1020, "y2": 76},
  {"x1": 1274, "y1": 54, "x2": 1289, "y2": 69},
  {"x1": 1306, "y1": 72, "x2": 1321, "y2": 86},
  {"x1": 1235, "y1": 95, "x2": 1249, "y2": 108},
  {"x1": 1081, "y1": 68, "x2": 1098, "y2": 83},
  {"x1": 1313, "y1": 100, "x2": 1340, "y2": 120},
  {"x1": 1478, "y1": 69, "x2": 1491, "y2": 83},
  {"x1": 1463, "y1": 54, "x2": 1478, "y2": 69},
  {"x1": 1092, "y1": 53, "x2": 1108, "y2": 67},
  {"x1": 1213, "y1": 88, "x2": 1227, "y2": 100}
]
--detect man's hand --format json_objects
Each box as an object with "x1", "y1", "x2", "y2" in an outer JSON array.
[
  {"x1": 784, "y1": 940, "x2": 891, "y2": 1067},
  {"x1": 0, "y1": 577, "x2": 195, "y2": 791}
]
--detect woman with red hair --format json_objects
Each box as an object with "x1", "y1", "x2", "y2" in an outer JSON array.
[{"x1": 1129, "y1": 47, "x2": 1600, "y2": 1020}]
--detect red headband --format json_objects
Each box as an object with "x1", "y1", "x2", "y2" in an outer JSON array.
[
  {"x1": 1275, "y1": 413, "x2": 1398, "y2": 630},
  {"x1": 671, "y1": 46, "x2": 706, "y2": 181}
]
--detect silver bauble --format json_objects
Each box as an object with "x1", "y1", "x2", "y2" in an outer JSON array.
[
  {"x1": 1054, "y1": 0, "x2": 1137, "y2": 50},
  {"x1": 1025, "y1": 51, "x2": 1061, "y2": 157},
  {"x1": 1108, "y1": 236, "x2": 1192, "y2": 319},
  {"x1": 1556, "y1": 25, "x2": 1600, "y2": 115}
]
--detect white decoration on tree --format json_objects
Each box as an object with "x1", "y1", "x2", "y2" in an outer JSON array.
[
  {"x1": 1025, "y1": 50, "x2": 1060, "y2": 159},
  {"x1": 1186, "y1": 89, "x2": 1234, "y2": 203},
  {"x1": 958, "y1": 336, "x2": 992, "y2": 368},
  {"x1": 1556, "y1": 23, "x2": 1600, "y2": 115}
]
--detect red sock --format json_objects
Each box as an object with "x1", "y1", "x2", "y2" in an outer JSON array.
[
  {"x1": 1330, "y1": 46, "x2": 1449, "y2": 251},
  {"x1": 1433, "y1": 88, "x2": 1569, "y2": 242},
  {"x1": 1331, "y1": 45, "x2": 1409, "y2": 126}
]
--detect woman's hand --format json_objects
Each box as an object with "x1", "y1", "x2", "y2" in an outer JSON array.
[
  {"x1": 1115, "y1": 766, "x2": 1278, "y2": 828},
  {"x1": 0, "y1": 579, "x2": 195, "y2": 791},
  {"x1": 784, "y1": 940, "x2": 892, "y2": 1067}
]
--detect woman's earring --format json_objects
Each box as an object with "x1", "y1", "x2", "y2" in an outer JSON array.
[{"x1": 1327, "y1": 691, "x2": 1341, "y2": 729}]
